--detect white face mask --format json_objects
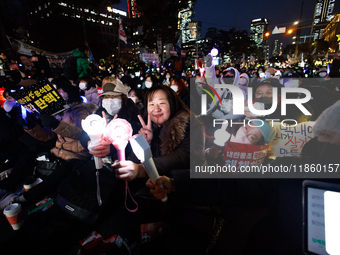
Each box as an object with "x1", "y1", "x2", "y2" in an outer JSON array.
[
  {"x1": 145, "y1": 81, "x2": 152, "y2": 88},
  {"x1": 230, "y1": 127, "x2": 251, "y2": 144},
  {"x1": 239, "y1": 78, "x2": 247, "y2": 86},
  {"x1": 79, "y1": 82, "x2": 87, "y2": 91},
  {"x1": 128, "y1": 96, "x2": 137, "y2": 103},
  {"x1": 284, "y1": 80, "x2": 299, "y2": 88},
  {"x1": 170, "y1": 85, "x2": 178, "y2": 92},
  {"x1": 102, "y1": 98, "x2": 122, "y2": 116},
  {"x1": 319, "y1": 72, "x2": 327, "y2": 78}
]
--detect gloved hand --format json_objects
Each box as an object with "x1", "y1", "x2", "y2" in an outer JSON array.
[
  {"x1": 37, "y1": 114, "x2": 60, "y2": 129},
  {"x1": 17, "y1": 112, "x2": 36, "y2": 130},
  {"x1": 204, "y1": 54, "x2": 213, "y2": 68}
]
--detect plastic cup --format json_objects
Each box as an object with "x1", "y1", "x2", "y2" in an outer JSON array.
[{"x1": 3, "y1": 203, "x2": 23, "y2": 230}]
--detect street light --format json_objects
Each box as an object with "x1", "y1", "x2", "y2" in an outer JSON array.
[
  {"x1": 265, "y1": 32, "x2": 270, "y2": 37},
  {"x1": 287, "y1": 29, "x2": 293, "y2": 34},
  {"x1": 294, "y1": 21, "x2": 299, "y2": 25}
]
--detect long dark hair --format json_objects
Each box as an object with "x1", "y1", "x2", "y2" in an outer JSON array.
[{"x1": 144, "y1": 85, "x2": 190, "y2": 120}]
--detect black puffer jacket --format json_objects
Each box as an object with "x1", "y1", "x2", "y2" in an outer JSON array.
[{"x1": 150, "y1": 110, "x2": 206, "y2": 176}]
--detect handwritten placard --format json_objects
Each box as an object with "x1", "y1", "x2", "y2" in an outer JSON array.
[{"x1": 270, "y1": 122, "x2": 315, "y2": 157}]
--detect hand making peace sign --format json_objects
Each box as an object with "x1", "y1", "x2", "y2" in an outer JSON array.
[{"x1": 137, "y1": 113, "x2": 153, "y2": 144}]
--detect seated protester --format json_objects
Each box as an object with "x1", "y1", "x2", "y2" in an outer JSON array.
[
  {"x1": 78, "y1": 76, "x2": 100, "y2": 106},
  {"x1": 141, "y1": 75, "x2": 156, "y2": 92},
  {"x1": 162, "y1": 71, "x2": 171, "y2": 86},
  {"x1": 203, "y1": 55, "x2": 241, "y2": 119},
  {"x1": 79, "y1": 79, "x2": 141, "y2": 160},
  {"x1": 128, "y1": 88, "x2": 145, "y2": 116},
  {"x1": 205, "y1": 118, "x2": 276, "y2": 169},
  {"x1": 245, "y1": 78, "x2": 314, "y2": 123},
  {"x1": 115, "y1": 85, "x2": 206, "y2": 180},
  {"x1": 0, "y1": 77, "x2": 97, "y2": 209},
  {"x1": 169, "y1": 77, "x2": 191, "y2": 109},
  {"x1": 238, "y1": 73, "x2": 250, "y2": 98}
]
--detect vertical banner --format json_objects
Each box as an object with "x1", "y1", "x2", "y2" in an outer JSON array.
[{"x1": 119, "y1": 19, "x2": 127, "y2": 44}]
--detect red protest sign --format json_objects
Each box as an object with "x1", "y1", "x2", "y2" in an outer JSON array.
[{"x1": 223, "y1": 142, "x2": 270, "y2": 169}]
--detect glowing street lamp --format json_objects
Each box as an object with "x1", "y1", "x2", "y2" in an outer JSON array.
[
  {"x1": 294, "y1": 21, "x2": 299, "y2": 25},
  {"x1": 287, "y1": 29, "x2": 293, "y2": 34},
  {"x1": 265, "y1": 32, "x2": 270, "y2": 37},
  {"x1": 129, "y1": 134, "x2": 167, "y2": 202}
]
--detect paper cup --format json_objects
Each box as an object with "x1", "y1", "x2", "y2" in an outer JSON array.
[
  {"x1": 3, "y1": 203, "x2": 23, "y2": 230},
  {"x1": 23, "y1": 182, "x2": 36, "y2": 192}
]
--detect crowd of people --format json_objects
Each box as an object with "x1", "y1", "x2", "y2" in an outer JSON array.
[{"x1": 0, "y1": 45, "x2": 339, "y2": 254}]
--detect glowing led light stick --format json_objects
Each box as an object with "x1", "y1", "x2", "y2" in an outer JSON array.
[
  {"x1": 106, "y1": 118, "x2": 133, "y2": 160},
  {"x1": 210, "y1": 48, "x2": 219, "y2": 57},
  {"x1": 21, "y1": 106, "x2": 27, "y2": 121},
  {"x1": 129, "y1": 134, "x2": 167, "y2": 202},
  {"x1": 81, "y1": 114, "x2": 106, "y2": 169},
  {"x1": 106, "y1": 118, "x2": 138, "y2": 212}
]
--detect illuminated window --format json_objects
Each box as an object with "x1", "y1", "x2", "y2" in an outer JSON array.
[{"x1": 38, "y1": 6, "x2": 41, "y2": 10}]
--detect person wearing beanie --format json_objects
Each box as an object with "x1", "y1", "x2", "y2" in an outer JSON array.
[
  {"x1": 282, "y1": 72, "x2": 301, "y2": 88},
  {"x1": 246, "y1": 78, "x2": 314, "y2": 123}
]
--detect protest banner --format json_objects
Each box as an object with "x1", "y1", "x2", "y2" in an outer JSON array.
[
  {"x1": 223, "y1": 142, "x2": 270, "y2": 169},
  {"x1": 10, "y1": 80, "x2": 69, "y2": 116},
  {"x1": 270, "y1": 122, "x2": 315, "y2": 157},
  {"x1": 7, "y1": 36, "x2": 73, "y2": 66}
]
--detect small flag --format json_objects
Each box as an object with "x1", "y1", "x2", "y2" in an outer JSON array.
[{"x1": 119, "y1": 18, "x2": 127, "y2": 44}]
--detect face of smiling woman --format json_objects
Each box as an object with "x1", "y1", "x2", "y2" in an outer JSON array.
[{"x1": 147, "y1": 90, "x2": 171, "y2": 126}]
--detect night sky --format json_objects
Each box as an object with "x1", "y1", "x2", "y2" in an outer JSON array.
[{"x1": 115, "y1": 0, "x2": 317, "y2": 49}]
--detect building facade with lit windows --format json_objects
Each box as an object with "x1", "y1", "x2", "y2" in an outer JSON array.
[
  {"x1": 26, "y1": 1, "x2": 132, "y2": 58},
  {"x1": 323, "y1": 13, "x2": 340, "y2": 51},
  {"x1": 272, "y1": 39, "x2": 283, "y2": 57},
  {"x1": 250, "y1": 18, "x2": 269, "y2": 61},
  {"x1": 312, "y1": 0, "x2": 340, "y2": 41}
]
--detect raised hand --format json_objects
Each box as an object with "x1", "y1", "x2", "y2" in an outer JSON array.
[{"x1": 138, "y1": 114, "x2": 153, "y2": 144}]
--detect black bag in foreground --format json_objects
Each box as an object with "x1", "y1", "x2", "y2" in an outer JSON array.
[
  {"x1": 55, "y1": 160, "x2": 116, "y2": 224},
  {"x1": 34, "y1": 160, "x2": 60, "y2": 180}
]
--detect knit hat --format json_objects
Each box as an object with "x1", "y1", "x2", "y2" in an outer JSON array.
[
  {"x1": 254, "y1": 78, "x2": 283, "y2": 93},
  {"x1": 247, "y1": 118, "x2": 277, "y2": 144},
  {"x1": 99, "y1": 80, "x2": 128, "y2": 97},
  {"x1": 313, "y1": 100, "x2": 340, "y2": 136}
]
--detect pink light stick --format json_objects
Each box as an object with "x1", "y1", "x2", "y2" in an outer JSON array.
[
  {"x1": 106, "y1": 118, "x2": 138, "y2": 212},
  {"x1": 106, "y1": 118, "x2": 133, "y2": 160}
]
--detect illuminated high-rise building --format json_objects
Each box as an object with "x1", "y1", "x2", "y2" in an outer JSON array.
[
  {"x1": 312, "y1": 0, "x2": 339, "y2": 40},
  {"x1": 250, "y1": 18, "x2": 269, "y2": 61},
  {"x1": 178, "y1": 1, "x2": 196, "y2": 44},
  {"x1": 127, "y1": 0, "x2": 140, "y2": 19}
]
